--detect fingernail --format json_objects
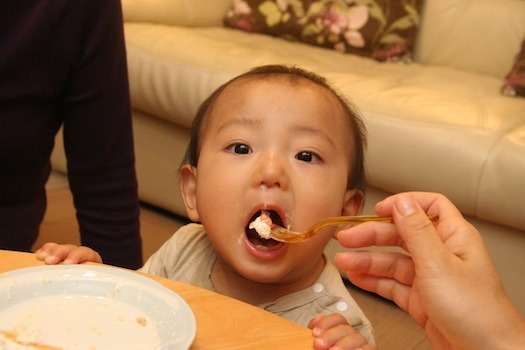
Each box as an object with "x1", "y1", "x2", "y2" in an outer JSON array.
[
  {"x1": 312, "y1": 327, "x2": 321, "y2": 337},
  {"x1": 395, "y1": 194, "x2": 417, "y2": 217}
]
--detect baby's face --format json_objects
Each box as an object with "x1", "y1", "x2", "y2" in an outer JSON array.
[{"x1": 187, "y1": 78, "x2": 360, "y2": 286}]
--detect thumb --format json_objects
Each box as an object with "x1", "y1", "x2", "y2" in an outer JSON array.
[{"x1": 392, "y1": 194, "x2": 448, "y2": 265}]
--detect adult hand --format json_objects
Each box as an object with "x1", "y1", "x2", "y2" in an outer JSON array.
[{"x1": 335, "y1": 192, "x2": 525, "y2": 349}]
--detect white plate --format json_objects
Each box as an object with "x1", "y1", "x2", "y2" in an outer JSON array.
[{"x1": 0, "y1": 265, "x2": 196, "y2": 349}]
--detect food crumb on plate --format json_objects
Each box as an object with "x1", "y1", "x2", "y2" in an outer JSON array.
[{"x1": 136, "y1": 317, "x2": 147, "y2": 327}]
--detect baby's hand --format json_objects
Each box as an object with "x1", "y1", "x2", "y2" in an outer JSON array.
[
  {"x1": 35, "y1": 242, "x2": 103, "y2": 265},
  {"x1": 308, "y1": 313, "x2": 375, "y2": 350}
]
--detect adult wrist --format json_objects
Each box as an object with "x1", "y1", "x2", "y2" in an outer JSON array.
[{"x1": 486, "y1": 305, "x2": 525, "y2": 350}]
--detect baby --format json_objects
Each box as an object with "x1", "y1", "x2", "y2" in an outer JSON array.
[{"x1": 37, "y1": 65, "x2": 374, "y2": 349}]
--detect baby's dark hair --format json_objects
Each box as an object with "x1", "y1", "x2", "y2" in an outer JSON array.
[{"x1": 182, "y1": 65, "x2": 367, "y2": 193}]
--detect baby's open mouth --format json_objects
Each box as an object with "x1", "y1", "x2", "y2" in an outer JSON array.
[{"x1": 246, "y1": 210, "x2": 284, "y2": 249}]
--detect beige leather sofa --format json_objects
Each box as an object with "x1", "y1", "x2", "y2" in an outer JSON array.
[{"x1": 52, "y1": 0, "x2": 525, "y2": 316}]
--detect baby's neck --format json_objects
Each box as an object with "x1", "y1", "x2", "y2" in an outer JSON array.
[{"x1": 210, "y1": 256, "x2": 325, "y2": 305}]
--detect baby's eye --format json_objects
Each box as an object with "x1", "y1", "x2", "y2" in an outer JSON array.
[
  {"x1": 228, "y1": 143, "x2": 252, "y2": 155},
  {"x1": 295, "y1": 151, "x2": 320, "y2": 162}
]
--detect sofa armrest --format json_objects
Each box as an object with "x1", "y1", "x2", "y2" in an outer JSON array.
[{"x1": 122, "y1": 0, "x2": 232, "y2": 26}]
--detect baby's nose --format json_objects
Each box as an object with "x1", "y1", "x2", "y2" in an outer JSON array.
[{"x1": 254, "y1": 153, "x2": 289, "y2": 190}]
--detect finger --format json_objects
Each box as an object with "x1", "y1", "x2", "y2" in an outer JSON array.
[
  {"x1": 36, "y1": 243, "x2": 79, "y2": 265},
  {"x1": 348, "y1": 270, "x2": 429, "y2": 329},
  {"x1": 347, "y1": 269, "x2": 413, "y2": 311},
  {"x1": 308, "y1": 314, "x2": 326, "y2": 330},
  {"x1": 335, "y1": 251, "x2": 415, "y2": 286},
  {"x1": 63, "y1": 246, "x2": 102, "y2": 264},
  {"x1": 313, "y1": 324, "x2": 367, "y2": 350},
  {"x1": 391, "y1": 194, "x2": 450, "y2": 265},
  {"x1": 377, "y1": 192, "x2": 485, "y2": 267},
  {"x1": 48, "y1": 244, "x2": 80, "y2": 265},
  {"x1": 375, "y1": 192, "x2": 458, "y2": 217},
  {"x1": 330, "y1": 331, "x2": 371, "y2": 350},
  {"x1": 336, "y1": 221, "x2": 404, "y2": 249},
  {"x1": 35, "y1": 242, "x2": 59, "y2": 260},
  {"x1": 310, "y1": 313, "x2": 347, "y2": 337}
]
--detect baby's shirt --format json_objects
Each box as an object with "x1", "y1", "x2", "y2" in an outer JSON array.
[{"x1": 140, "y1": 223, "x2": 375, "y2": 344}]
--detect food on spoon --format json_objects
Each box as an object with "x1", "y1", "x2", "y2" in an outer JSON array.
[
  {"x1": 248, "y1": 210, "x2": 274, "y2": 239},
  {"x1": 0, "y1": 330, "x2": 62, "y2": 350}
]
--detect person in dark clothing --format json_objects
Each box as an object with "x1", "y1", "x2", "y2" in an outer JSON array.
[{"x1": 0, "y1": 0, "x2": 142, "y2": 269}]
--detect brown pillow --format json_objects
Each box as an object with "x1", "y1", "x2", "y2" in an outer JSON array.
[
  {"x1": 502, "y1": 36, "x2": 525, "y2": 98},
  {"x1": 224, "y1": 0, "x2": 424, "y2": 62}
]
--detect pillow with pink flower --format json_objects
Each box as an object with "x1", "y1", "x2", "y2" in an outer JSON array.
[
  {"x1": 224, "y1": 0, "x2": 425, "y2": 62},
  {"x1": 501, "y1": 36, "x2": 525, "y2": 98}
]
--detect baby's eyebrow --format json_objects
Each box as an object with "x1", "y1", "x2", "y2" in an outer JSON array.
[
  {"x1": 216, "y1": 116, "x2": 261, "y2": 133},
  {"x1": 292, "y1": 125, "x2": 336, "y2": 148},
  {"x1": 216, "y1": 116, "x2": 336, "y2": 147}
]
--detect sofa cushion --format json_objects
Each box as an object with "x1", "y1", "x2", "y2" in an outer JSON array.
[
  {"x1": 223, "y1": 0, "x2": 423, "y2": 62},
  {"x1": 502, "y1": 36, "x2": 525, "y2": 98},
  {"x1": 414, "y1": 0, "x2": 525, "y2": 78},
  {"x1": 124, "y1": 23, "x2": 525, "y2": 230}
]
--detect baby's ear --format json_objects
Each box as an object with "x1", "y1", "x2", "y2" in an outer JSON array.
[
  {"x1": 180, "y1": 164, "x2": 200, "y2": 222},
  {"x1": 341, "y1": 189, "x2": 364, "y2": 216}
]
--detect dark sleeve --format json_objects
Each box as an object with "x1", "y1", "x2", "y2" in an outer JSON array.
[{"x1": 59, "y1": 0, "x2": 142, "y2": 268}]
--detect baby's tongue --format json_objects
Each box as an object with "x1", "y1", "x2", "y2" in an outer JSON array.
[{"x1": 248, "y1": 231, "x2": 281, "y2": 249}]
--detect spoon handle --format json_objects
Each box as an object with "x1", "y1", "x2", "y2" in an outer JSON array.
[{"x1": 311, "y1": 214, "x2": 439, "y2": 233}]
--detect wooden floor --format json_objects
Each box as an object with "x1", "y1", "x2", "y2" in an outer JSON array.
[{"x1": 35, "y1": 173, "x2": 431, "y2": 349}]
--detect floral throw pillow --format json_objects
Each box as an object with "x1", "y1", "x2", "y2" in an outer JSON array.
[
  {"x1": 501, "y1": 37, "x2": 525, "y2": 98},
  {"x1": 224, "y1": 0, "x2": 424, "y2": 62}
]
